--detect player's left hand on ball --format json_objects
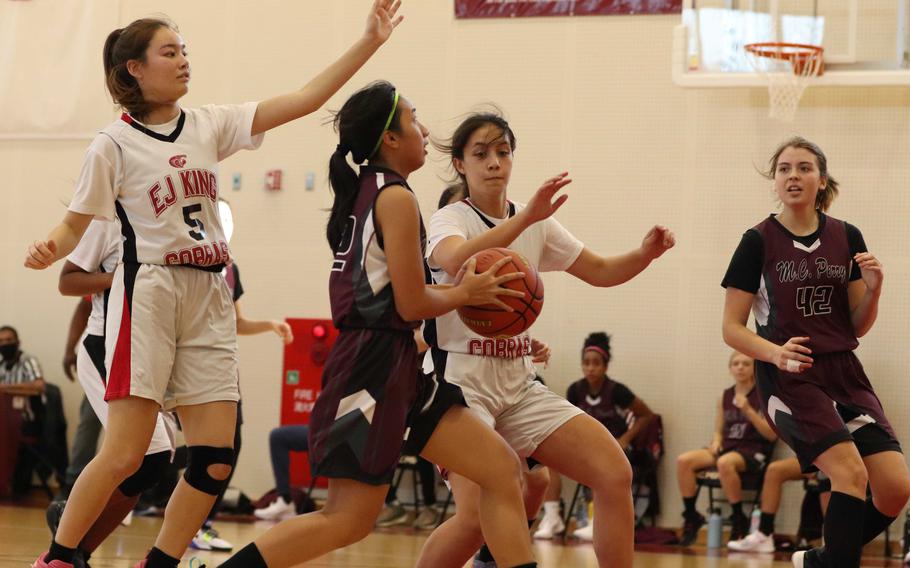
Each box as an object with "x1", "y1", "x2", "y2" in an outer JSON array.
[
  {"x1": 530, "y1": 338, "x2": 551, "y2": 366},
  {"x1": 365, "y1": 0, "x2": 403, "y2": 44},
  {"x1": 641, "y1": 225, "x2": 675, "y2": 259},
  {"x1": 24, "y1": 239, "x2": 57, "y2": 270},
  {"x1": 854, "y1": 252, "x2": 883, "y2": 293}
]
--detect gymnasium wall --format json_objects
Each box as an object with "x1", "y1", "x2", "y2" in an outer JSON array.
[{"x1": 3, "y1": 0, "x2": 910, "y2": 534}]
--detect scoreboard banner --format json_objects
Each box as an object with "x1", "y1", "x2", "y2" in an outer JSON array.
[{"x1": 455, "y1": 1, "x2": 682, "y2": 19}]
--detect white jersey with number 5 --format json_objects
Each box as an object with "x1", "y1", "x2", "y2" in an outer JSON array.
[{"x1": 68, "y1": 103, "x2": 263, "y2": 267}]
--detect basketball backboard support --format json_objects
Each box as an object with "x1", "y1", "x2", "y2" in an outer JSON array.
[{"x1": 673, "y1": 0, "x2": 910, "y2": 87}]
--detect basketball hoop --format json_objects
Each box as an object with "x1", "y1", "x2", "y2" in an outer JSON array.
[{"x1": 745, "y1": 42, "x2": 825, "y2": 121}]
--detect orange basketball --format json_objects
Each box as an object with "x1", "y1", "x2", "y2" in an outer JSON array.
[{"x1": 455, "y1": 247, "x2": 544, "y2": 339}]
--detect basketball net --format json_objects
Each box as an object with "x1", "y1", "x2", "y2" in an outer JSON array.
[{"x1": 745, "y1": 43, "x2": 824, "y2": 122}]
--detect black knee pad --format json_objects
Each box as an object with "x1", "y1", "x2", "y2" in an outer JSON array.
[
  {"x1": 183, "y1": 445, "x2": 235, "y2": 495},
  {"x1": 118, "y1": 451, "x2": 171, "y2": 497}
]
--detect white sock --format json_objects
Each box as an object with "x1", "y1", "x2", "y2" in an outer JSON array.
[{"x1": 543, "y1": 501, "x2": 560, "y2": 517}]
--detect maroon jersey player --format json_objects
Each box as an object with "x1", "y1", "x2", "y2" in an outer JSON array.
[
  {"x1": 220, "y1": 81, "x2": 539, "y2": 568},
  {"x1": 722, "y1": 137, "x2": 910, "y2": 568}
]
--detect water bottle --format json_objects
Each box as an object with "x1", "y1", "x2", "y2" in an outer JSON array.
[
  {"x1": 707, "y1": 508, "x2": 723, "y2": 549},
  {"x1": 575, "y1": 497, "x2": 589, "y2": 528},
  {"x1": 750, "y1": 507, "x2": 761, "y2": 535}
]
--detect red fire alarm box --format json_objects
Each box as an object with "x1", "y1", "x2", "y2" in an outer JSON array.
[
  {"x1": 265, "y1": 169, "x2": 283, "y2": 191},
  {"x1": 281, "y1": 318, "x2": 338, "y2": 489}
]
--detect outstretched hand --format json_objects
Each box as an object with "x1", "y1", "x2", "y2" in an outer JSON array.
[
  {"x1": 640, "y1": 225, "x2": 675, "y2": 260},
  {"x1": 520, "y1": 172, "x2": 571, "y2": 225},
  {"x1": 365, "y1": 0, "x2": 404, "y2": 44},
  {"x1": 25, "y1": 239, "x2": 57, "y2": 270}
]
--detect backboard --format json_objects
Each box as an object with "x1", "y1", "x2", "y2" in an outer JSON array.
[{"x1": 673, "y1": 0, "x2": 910, "y2": 87}]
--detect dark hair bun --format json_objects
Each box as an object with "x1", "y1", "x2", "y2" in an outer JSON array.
[{"x1": 584, "y1": 332, "x2": 610, "y2": 350}]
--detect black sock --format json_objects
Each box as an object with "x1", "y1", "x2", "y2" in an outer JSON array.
[
  {"x1": 144, "y1": 547, "x2": 180, "y2": 568},
  {"x1": 861, "y1": 498, "x2": 895, "y2": 545},
  {"x1": 79, "y1": 548, "x2": 91, "y2": 562},
  {"x1": 819, "y1": 492, "x2": 865, "y2": 568},
  {"x1": 46, "y1": 541, "x2": 77, "y2": 564},
  {"x1": 730, "y1": 502, "x2": 743, "y2": 517},
  {"x1": 279, "y1": 492, "x2": 292, "y2": 503},
  {"x1": 219, "y1": 543, "x2": 268, "y2": 568},
  {"x1": 683, "y1": 496, "x2": 697, "y2": 516},
  {"x1": 759, "y1": 512, "x2": 776, "y2": 536},
  {"x1": 479, "y1": 521, "x2": 535, "y2": 563}
]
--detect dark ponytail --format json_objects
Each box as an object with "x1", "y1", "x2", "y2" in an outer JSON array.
[
  {"x1": 326, "y1": 81, "x2": 401, "y2": 252},
  {"x1": 102, "y1": 18, "x2": 175, "y2": 122},
  {"x1": 582, "y1": 331, "x2": 612, "y2": 364}
]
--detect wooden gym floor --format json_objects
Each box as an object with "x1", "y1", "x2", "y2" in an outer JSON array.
[{"x1": 0, "y1": 504, "x2": 902, "y2": 567}]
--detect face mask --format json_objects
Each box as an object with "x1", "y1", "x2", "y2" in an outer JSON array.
[{"x1": 0, "y1": 343, "x2": 19, "y2": 360}]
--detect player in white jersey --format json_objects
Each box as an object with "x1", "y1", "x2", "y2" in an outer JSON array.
[
  {"x1": 417, "y1": 112, "x2": 675, "y2": 568},
  {"x1": 50, "y1": 218, "x2": 175, "y2": 567},
  {"x1": 24, "y1": 4, "x2": 404, "y2": 567}
]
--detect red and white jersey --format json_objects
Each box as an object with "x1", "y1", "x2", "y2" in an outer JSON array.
[
  {"x1": 425, "y1": 199, "x2": 584, "y2": 359},
  {"x1": 66, "y1": 218, "x2": 121, "y2": 336},
  {"x1": 68, "y1": 103, "x2": 263, "y2": 268}
]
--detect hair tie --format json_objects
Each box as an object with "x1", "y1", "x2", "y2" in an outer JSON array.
[
  {"x1": 369, "y1": 90, "x2": 400, "y2": 158},
  {"x1": 584, "y1": 346, "x2": 610, "y2": 359}
]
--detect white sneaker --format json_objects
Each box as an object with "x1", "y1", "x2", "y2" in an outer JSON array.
[
  {"x1": 121, "y1": 510, "x2": 133, "y2": 526},
  {"x1": 533, "y1": 514, "x2": 565, "y2": 539},
  {"x1": 254, "y1": 497, "x2": 296, "y2": 521},
  {"x1": 572, "y1": 523, "x2": 594, "y2": 541},
  {"x1": 191, "y1": 527, "x2": 233, "y2": 552},
  {"x1": 791, "y1": 550, "x2": 806, "y2": 568},
  {"x1": 728, "y1": 531, "x2": 775, "y2": 553}
]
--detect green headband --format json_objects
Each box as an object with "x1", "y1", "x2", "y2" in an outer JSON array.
[{"x1": 369, "y1": 90, "x2": 400, "y2": 158}]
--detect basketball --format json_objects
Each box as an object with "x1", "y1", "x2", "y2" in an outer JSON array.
[{"x1": 455, "y1": 247, "x2": 544, "y2": 339}]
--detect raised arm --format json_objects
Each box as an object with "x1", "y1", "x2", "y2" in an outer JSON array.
[
  {"x1": 251, "y1": 0, "x2": 403, "y2": 136},
  {"x1": 848, "y1": 252, "x2": 882, "y2": 337},
  {"x1": 565, "y1": 225, "x2": 675, "y2": 287},
  {"x1": 377, "y1": 185, "x2": 523, "y2": 321},
  {"x1": 430, "y1": 173, "x2": 571, "y2": 276}
]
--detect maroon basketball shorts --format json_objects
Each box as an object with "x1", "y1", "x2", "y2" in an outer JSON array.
[
  {"x1": 756, "y1": 351, "x2": 901, "y2": 473},
  {"x1": 308, "y1": 328, "x2": 418, "y2": 485}
]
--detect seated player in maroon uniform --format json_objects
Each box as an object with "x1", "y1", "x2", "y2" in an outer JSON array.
[
  {"x1": 676, "y1": 351, "x2": 777, "y2": 546},
  {"x1": 727, "y1": 456, "x2": 831, "y2": 553},
  {"x1": 722, "y1": 137, "x2": 910, "y2": 568},
  {"x1": 534, "y1": 331, "x2": 655, "y2": 541}
]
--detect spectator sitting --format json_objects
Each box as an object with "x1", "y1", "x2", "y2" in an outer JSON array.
[
  {"x1": 0, "y1": 325, "x2": 55, "y2": 497},
  {"x1": 535, "y1": 331, "x2": 655, "y2": 541},
  {"x1": 253, "y1": 424, "x2": 311, "y2": 521},
  {"x1": 676, "y1": 351, "x2": 778, "y2": 546}
]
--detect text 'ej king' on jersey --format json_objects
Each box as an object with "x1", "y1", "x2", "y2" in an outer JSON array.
[{"x1": 69, "y1": 103, "x2": 263, "y2": 268}]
